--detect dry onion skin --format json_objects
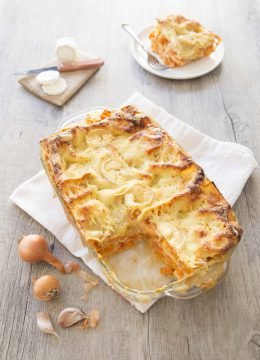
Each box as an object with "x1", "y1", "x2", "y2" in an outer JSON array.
[
  {"x1": 33, "y1": 275, "x2": 60, "y2": 302},
  {"x1": 64, "y1": 260, "x2": 81, "y2": 274},
  {"x1": 88, "y1": 309, "x2": 100, "y2": 328},
  {"x1": 76, "y1": 270, "x2": 99, "y2": 300},
  {"x1": 76, "y1": 270, "x2": 98, "y2": 285},
  {"x1": 80, "y1": 309, "x2": 100, "y2": 329},
  {"x1": 18, "y1": 234, "x2": 65, "y2": 273}
]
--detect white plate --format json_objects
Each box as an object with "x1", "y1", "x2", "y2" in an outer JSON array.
[{"x1": 132, "y1": 25, "x2": 224, "y2": 80}]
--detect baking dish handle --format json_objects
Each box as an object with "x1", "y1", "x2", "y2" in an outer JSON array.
[
  {"x1": 164, "y1": 286, "x2": 206, "y2": 299},
  {"x1": 164, "y1": 260, "x2": 230, "y2": 299}
]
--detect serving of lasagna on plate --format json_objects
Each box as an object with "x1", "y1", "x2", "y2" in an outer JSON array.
[
  {"x1": 149, "y1": 15, "x2": 222, "y2": 68},
  {"x1": 40, "y1": 105, "x2": 242, "y2": 293}
]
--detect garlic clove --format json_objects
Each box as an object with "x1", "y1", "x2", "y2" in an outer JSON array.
[
  {"x1": 37, "y1": 312, "x2": 59, "y2": 338},
  {"x1": 58, "y1": 307, "x2": 87, "y2": 328}
]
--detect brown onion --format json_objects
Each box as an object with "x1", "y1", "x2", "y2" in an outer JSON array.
[
  {"x1": 33, "y1": 275, "x2": 60, "y2": 302},
  {"x1": 18, "y1": 234, "x2": 64, "y2": 273}
]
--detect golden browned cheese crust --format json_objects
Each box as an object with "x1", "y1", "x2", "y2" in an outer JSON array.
[
  {"x1": 149, "y1": 15, "x2": 222, "y2": 68},
  {"x1": 40, "y1": 106, "x2": 242, "y2": 280}
]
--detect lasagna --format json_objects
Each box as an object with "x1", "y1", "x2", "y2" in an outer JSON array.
[
  {"x1": 149, "y1": 15, "x2": 222, "y2": 68},
  {"x1": 40, "y1": 106, "x2": 242, "y2": 286}
]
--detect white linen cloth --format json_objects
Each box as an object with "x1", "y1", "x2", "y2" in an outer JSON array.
[{"x1": 10, "y1": 92, "x2": 257, "y2": 312}]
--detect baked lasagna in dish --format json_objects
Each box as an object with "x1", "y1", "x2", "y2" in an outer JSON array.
[
  {"x1": 40, "y1": 106, "x2": 242, "y2": 290},
  {"x1": 149, "y1": 15, "x2": 222, "y2": 68}
]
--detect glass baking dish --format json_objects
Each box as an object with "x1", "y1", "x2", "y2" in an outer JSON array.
[
  {"x1": 98, "y1": 241, "x2": 230, "y2": 303},
  {"x1": 58, "y1": 108, "x2": 231, "y2": 303}
]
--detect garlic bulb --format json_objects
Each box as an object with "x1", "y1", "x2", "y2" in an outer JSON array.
[
  {"x1": 37, "y1": 312, "x2": 59, "y2": 338},
  {"x1": 58, "y1": 307, "x2": 87, "y2": 328}
]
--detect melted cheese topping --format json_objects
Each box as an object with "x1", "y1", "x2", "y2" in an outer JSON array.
[
  {"x1": 149, "y1": 15, "x2": 222, "y2": 68},
  {"x1": 40, "y1": 105, "x2": 241, "y2": 286}
]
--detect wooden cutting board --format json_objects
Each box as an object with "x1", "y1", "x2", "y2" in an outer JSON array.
[{"x1": 18, "y1": 51, "x2": 102, "y2": 106}]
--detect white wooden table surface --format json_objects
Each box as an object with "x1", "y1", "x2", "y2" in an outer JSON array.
[{"x1": 1, "y1": 0, "x2": 260, "y2": 359}]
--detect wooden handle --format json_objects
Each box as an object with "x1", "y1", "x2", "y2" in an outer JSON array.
[{"x1": 59, "y1": 58, "x2": 104, "y2": 72}]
